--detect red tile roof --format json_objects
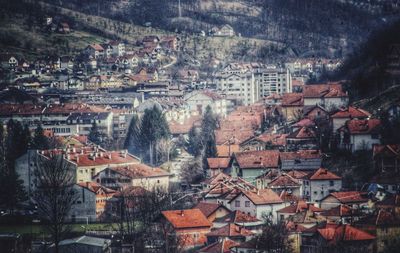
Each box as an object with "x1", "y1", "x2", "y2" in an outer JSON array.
[
  {"x1": 215, "y1": 130, "x2": 255, "y2": 145},
  {"x1": 303, "y1": 83, "x2": 347, "y2": 98},
  {"x1": 234, "y1": 150, "x2": 280, "y2": 169},
  {"x1": 111, "y1": 164, "x2": 170, "y2": 178},
  {"x1": 318, "y1": 224, "x2": 375, "y2": 244},
  {"x1": 77, "y1": 182, "x2": 116, "y2": 195},
  {"x1": 279, "y1": 150, "x2": 321, "y2": 161},
  {"x1": 255, "y1": 133, "x2": 287, "y2": 146},
  {"x1": 331, "y1": 106, "x2": 371, "y2": 119},
  {"x1": 199, "y1": 238, "x2": 239, "y2": 253},
  {"x1": 345, "y1": 119, "x2": 381, "y2": 135},
  {"x1": 168, "y1": 115, "x2": 202, "y2": 135},
  {"x1": 161, "y1": 209, "x2": 212, "y2": 229},
  {"x1": 278, "y1": 201, "x2": 322, "y2": 214},
  {"x1": 357, "y1": 209, "x2": 400, "y2": 226},
  {"x1": 286, "y1": 127, "x2": 316, "y2": 140},
  {"x1": 327, "y1": 191, "x2": 368, "y2": 204},
  {"x1": 286, "y1": 170, "x2": 309, "y2": 179},
  {"x1": 321, "y1": 204, "x2": 355, "y2": 217},
  {"x1": 373, "y1": 144, "x2": 400, "y2": 158},
  {"x1": 207, "y1": 158, "x2": 231, "y2": 169},
  {"x1": 195, "y1": 202, "x2": 227, "y2": 218},
  {"x1": 307, "y1": 168, "x2": 341, "y2": 181},
  {"x1": 282, "y1": 93, "x2": 304, "y2": 107},
  {"x1": 206, "y1": 223, "x2": 253, "y2": 237},
  {"x1": 292, "y1": 118, "x2": 315, "y2": 128},
  {"x1": 216, "y1": 144, "x2": 240, "y2": 157},
  {"x1": 268, "y1": 174, "x2": 300, "y2": 187},
  {"x1": 233, "y1": 189, "x2": 283, "y2": 205}
]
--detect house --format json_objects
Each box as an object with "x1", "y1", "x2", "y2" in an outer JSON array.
[
  {"x1": 207, "y1": 158, "x2": 231, "y2": 177},
  {"x1": 267, "y1": 173, "x2": 302, "y2": 198},
  {"x1": 194, "y1": 202, "x2": 231, "y2": 223},
  {"x1": 303, "y1": 105, "x2": 329, "y2": 121},
  {"x1": 321, "y1": 204, "x2": 361, "y2": 224},
  {"x1": 303, "y1": 83, "x2": 349, "y2": 109},
  {"x1": 48, "y1": 236, "x2": 111, "y2": 253},
  {"x1": 70, "y1": 184, "x2": 97, "y2": 222},
  {"x1": 77, "y1": 182, "x2": 116, "y2": 220},
  {"x1": 281, "y1": 93, "x2": 304, "y2": 121},
  {"x1": 338, "y1": 119, "x2": 381, "y2": 152},
  {"x1": 212, "y1": 210, "x2": 263, "y2": 232},
  {"x1": 183, "y1": 90, "x2": 227, "y2": 116},
  {"x1": 85, "y1": 44, "x2": 104, "y2": 59},
  {"x1": 206, "y1": 223, "x2": 253, "y2": 244},
  {"x1": 228, "y1": 189, "x2": 285, "y2": 222},
  {"x1": 280, "y1": 150, "x2": 321, "y2": 171},
  {"x1": 230, "y1": 150, "x2": 280, "y2": 183},
  {"x1": 93, "y1": 164, "x2": 171, "y2": 191},
  {"x1": 277, "y1": 201, "x2": 323, "y2": 222},
  {"x1": 109, "y1": 41, "x2": 125, "y2": 57},
  {"x1": 161, "y1": 209, "x2": 212, "y2": 249},
  {"x1": 302, "y1": 168, "x2": 342, "y2": 203},
  {"x1": 211, "y1": 24, "x2": 235, "y2": 37},
  {"x1": 331, "y1": 106, "x2": 371, "y2": 133},
  {"x1": 373, "y1": 144, "x2": 400, "y2": 174},
  {"x1": 198, "y1": 238, "x2": 239, "y2": 253},
  {"x1": 320, "y1": 191, "x2": 369, "y2": 210},
  {"x1": 240, "y1": 133, "x2": 287, "y2": 152},
  {"x1": 356, "y1": 209, "x2": 400, "y2": 253},
  {"x1": 302, "y1": 224, "x2": 375, "y2": 253},
  {"x1": 286, "y1": 126, "x2": 318, "y2": 150},
  {"x1": 369, "y1": 174, "x2": 400, "y2": 194}
]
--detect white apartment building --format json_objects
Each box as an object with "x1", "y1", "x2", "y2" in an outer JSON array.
[{"x1": 215, "y1": 63, "x2": 292, "y2": 105}]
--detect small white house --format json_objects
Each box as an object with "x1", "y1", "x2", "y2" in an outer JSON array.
[
  {"x1": 338, "y1": 119, "x2": 381, "y2": 152},
  {"x1": 302, "y1": 168, "x2": 342, "y2": 203}
]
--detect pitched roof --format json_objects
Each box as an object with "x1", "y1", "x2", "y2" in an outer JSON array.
[
  {"x1": 214, "y1": 210, "x2": 260, "y2": 224},
  {"x1": 286, "y1": 126, "x2": 316, "y2": 140},
  {"x1": 306, "y1": 168, "x2": 341, "y2": 181},
  {"x1": 206, "y1": 223, "x2": 253, "y2": 237},
  {"x1": 326, "y1": 191, "x2": 368, "y2": 204},
  {"x1": 110, "y1": 164, "x2": 170, "y2": 179},
  {"x1": 232, "y1": 189, "x2": 283, "y2": 205},
  {"x1": 216, "y1": 144, "x2": 240, "y2": 157},
  {"x1": 279, "y1": 150, "x2": 321, "y2": 161},
  {"x1": 344, "y1": 119, "x2": 381, "y2": 135},
  {"x1": 207, "y1": 158, "x2": 231, "y2": 169},
  {"x1": 234, "y1": 150, "x2": 280, "y2": 169},
  {"x1": 277, "y1": 201, "x2": 323, "y2": 214},
  {"x1": 161, "y1": 209, "x2": 212, "y2": 229},
  {"x1": 303, "y1": 83, "x2": 347, "y2": 98},
  {"x1": 317, "y1": 224, "x2": 375, "y2": 244},
  {"x1": 357, "y1": 209, "x2": 400, "y2": 226},
  {"x1": 77, "y1": 182, "x2": 116, "y2": 195},
  {"x1": 321, "y1": 205, "x2": 355, "y2": 217},
  {"x1": 268, "y1": 174, "x2": 301, "y2": 187},
  {"x1": 286, "y1": 170, "x2": 309, "y2": 179},
  {"x1": 282, "y1": 93, "x2": 304, "y2": 106},
  {"x1": 195, "y1": 202, "x2": 227, "y2": 218},
  {"x1": 199, "y1": 238, "x2": 239, "y2": 253},
  {"x1": 373, "y1": 144, "x2": 400, "y2": 158},
  {"x1": 331, "y1": 106, "x2": 371, "y2": 119}
]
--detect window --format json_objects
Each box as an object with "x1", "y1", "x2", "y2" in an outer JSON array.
[
  {"x1": 329, "y1": 180, "x2": 334, "y2": 187},
  {"x1": 245, "y1": 201, "x2": 250, "y2": 207},
  {"x1": 313, "y1": 191, "x2": 317, "y2": 195},
  {"x1": 235, "y1": 200, "x2": 240, "y2": 207}
]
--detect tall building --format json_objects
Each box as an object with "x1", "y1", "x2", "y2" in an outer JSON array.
[{"x1": 215, "y1": 63, "x2": 292, "y2": 105}]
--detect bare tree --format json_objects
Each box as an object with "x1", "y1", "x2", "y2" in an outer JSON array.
[
  {"x1": 156, "y1": 138, "x2": 175, "y2": 164},
  {"x1": 180, "y1": 157, "x2": 204, "y2": 184},
  {"x1": 33, "y1": 155, "x2": 78, "y2": 253}
]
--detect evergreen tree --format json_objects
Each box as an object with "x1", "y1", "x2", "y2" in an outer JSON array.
[
  {"x1": 200, "y1": 106, "x2": 218, "y2": 165},
  {"x1": 6, "y1": 120, "x2": 29, "y2": 167},
  {"x1": 139, "y1": 105, "x2": 170, "y2": 165},
  {"x1": 124, "y1": 114, "x2": 141, "y2": 156},
  {"x1": 88, "y1": 122, "x2": 102, "y2": 145},
  {"x1": 187, "y1": 126, "x2": 202, "y2": 156},
  {"x1": 31, "y1": 124, "x2": 50, "y2": 150}
]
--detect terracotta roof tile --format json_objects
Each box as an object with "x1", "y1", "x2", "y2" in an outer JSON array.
[
  {"x1": 235, "y1": 150, "x2": 280, "y2": 169},
  {"x1": 317, "y1": 224, "x2": 375, "y2": 244},
  {"x1": 195, "y1": 202, "x2": 226, "y2": 218},
  {"x1": 280, "y1": 150, "x2": 321, "y2": 160},
  {"x1": 214, "y1": 210, "x2": 261, "y2": 224},
  {"x1": 216, "y1": 144, "x2": 240, "y2": 157},
  {"x1": 327, "y1": 191, "x2": 368, "y2": 204},
  {"x1": 199, "y1": 238, "x2": 239, "y2": 253},
  {"x1": 321, "y1": 204, "x2": 356, "y2": 217},
  {"x1": 269, "y1": 174, "x2": 300, "y2": 187},
  {"x1": 306, "y1": 168, "x2": 341, "y2": 181},
  {"x1": 287, "y1": 127, "x2": 316, "y2": 139},
  {"x1": 111, "y1": 164, "x2": 170, "y2": 178},
  {"x1": 206, "y1": 223, "x2": 253, "y2": 237},
  {"x1": 331, "y1": 106, "x2": 371, "y2": 119},
  {"x1": 162, "y1": 209, "x2": 212, "y2": 229},
  {"x1": 303, "y1": 83, "x2": 347, "y2": 98},
  {"x1": 207, "y1": 158, "x2": 231, "y2": 169},
  {"x1": 233, "y1": 189, "x2": 283, "y2": 205},
  {"x1": 344, "y1": 119, "x2": 381, "y2": 135},
  {"x1": 282, "y1": 93, "x2": 304, "y2": 106},
  {"x1": 278, "y1": 201, "x2": 322, "y2": 214}
]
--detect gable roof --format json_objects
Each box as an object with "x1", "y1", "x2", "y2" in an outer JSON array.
[
  {"x1": 199, "y1": 238, "x2": 239, "y2": 253},
  {"x1": 317, "y1": 224, "x2": 375, "y2": 244},
  {"x1": 281, "y1": 93, "x2": 304, "y2": 106},
  {"x1": 234, "y1": 150, "x2": 280, "y2": 169},
  {"x1": 277, "y1": 201, "x2": 323, "y2": 214},
  {"x1": 268, "y1": 173, "x2": 301, "y2": 187},
  {"x1": 331, "y1": 106, "x2": 371, "y2": 119},
  {"x1": 286, "y1": 126, "x2": 316, "y2": 140},
  {"x1": 207, "y1": 158, "x2": 231, "y2": 169},
  {"x1": 303, "y1": 83, "x2": 347, "y2": 98},
  {"x1": 161, "y1": 209, "x2": 212, "y2": 229},
  {"x1": 306, "y1": 168, "x2": 341, "y2": 181},
  {"x1": 373, "y1": 144, "x2": 400, "y2": 158},
  {"x1": 231, "y1": 189, "x2": 283, "y2": 205},
  {"x1": 344, "y1": 119, "x2": 381, "y2": 135},
  {"x1": 214, "y1": 210, "x2": 261, "y2": 224},
  {"x1": 324, "y1": 191, "x2": 368, "y2": 204},
  {"x1": 195, "y1": 202, "x2": 228, "y2": 218},
  {"x1": 321, "y1": 204, "x2": 356, "y2": 217},
  {"x1": 206, "y1": 223, "x2": 253, "y2": 237}
]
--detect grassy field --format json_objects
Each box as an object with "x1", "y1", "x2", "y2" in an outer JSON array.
[{"x1": 0, "y1": 223, "x2": 119, "y2": 236}]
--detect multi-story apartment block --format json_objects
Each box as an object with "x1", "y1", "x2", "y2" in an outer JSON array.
[{"x1": 215, "y1": 63, "x2": 292, "y2": 105}]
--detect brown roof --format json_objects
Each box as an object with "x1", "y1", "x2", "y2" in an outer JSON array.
[
  {"x1": 303, "y1": 83, "x2": 347, "y2": 98},
  {"x1": 286, "y1": 127, "x2": 316, "y2": 140},
  {"x1": 255, "y1": 133, "x2": 287, "y2": 146},
  {"x1": 306, "y1": 168, "x2": 341, "y2": 181},
  {"x1": 162, "y1": 209, "x2": 212, "y2": 229},
  {"x1": 321, "y1": 205, "x2": 355, "y2": 217},
  {"x1": 268, "y1": 174, "x2": 300, "y2": 187},
  {"x1": 318, "y1": 224, "x2": 375, "y2": 244},
  {"x1": 234, "y1": 150, "x2": 280, "y2": 169},
  {"x1": 199, "y1": 239, "x2": 239, "y2": 253},
  {"x1": 326, "y1": 191, "x2": 368, "y2": 204},
  {"x1": 278, "y1": 201, "x2": 323, "y2": 214},
  {"x1": 77, "y1": 182, "x2": 116, "y2": 195},
  {"x1": 214, "y1": 210, "x2": 260, "y2": 224},
  {"x1": 206, "y1": 223, "x2": 253, "y2": 237},
  {"x1": 215, "y1": 130, "x2": 255, "y2": 145},
  {"x1": 195, "y1": 202, "x2": 227, "y2": 218},
  {"x1": 232, "y1": 189, "x2": 283, "y2": 205},
  {"x1": 279, "y1": 150, "x2": 320, "y2": 160},
  {"x1": 344, "y1": 119, "x2": 381, "y2": 135},
  {"x1": 207, "y1": 158, "x2": 231, "y2": 169},
  {"x1": 216, "y1": 144, "x2": 240, "y2": 157},
  {"x1": 331, "y1": 106, "x2": 371, "y2": 119},
  {"x1": 373, "y1": 144, "x2": 400, "y2": 158},
  {"x1": 111, "y1": 164, "x2": 170, "y2": 178},
  {"x1": 286, "y1": 170, "x2": 309, "y2": 179},
  {"x1": 282, "y1": 93, "x2": 304, "y2": 106}
]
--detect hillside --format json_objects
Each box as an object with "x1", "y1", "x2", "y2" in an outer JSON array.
[{"x1": 42, "y1": 0, "x2": 398, "y2": 59}]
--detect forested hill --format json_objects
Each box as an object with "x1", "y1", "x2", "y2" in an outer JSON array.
[
  {"x1": 333, "y1": 19, "x2": 400, "y2": 106},
  {"x1": 41, "y1": 0, "x2": 397, "y2": 58}
]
